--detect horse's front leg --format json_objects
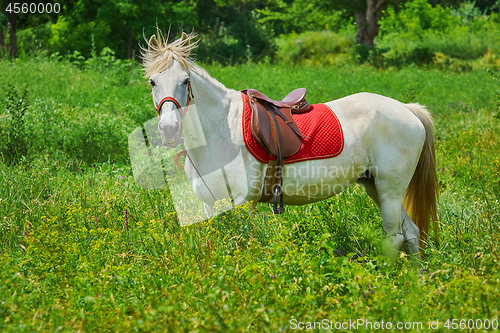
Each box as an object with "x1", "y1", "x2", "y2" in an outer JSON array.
[{"x1": 203, "y1": 202, "x2": 216, "y2": 218}]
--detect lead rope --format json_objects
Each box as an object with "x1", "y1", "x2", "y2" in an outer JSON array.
[
  {"x1": 180, "y1": 139, "x2": 218, "y2": 203},
  {"x1": 154, "y1": 80, "x2": 217, "y2": 203}
]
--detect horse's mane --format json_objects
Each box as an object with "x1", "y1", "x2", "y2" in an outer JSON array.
[{"x1": 140, "y1": 29, "x2": 199, "y2": 78}]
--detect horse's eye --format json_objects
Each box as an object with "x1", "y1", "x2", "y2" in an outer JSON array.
[
  {"x1": 149, "y1": 79, "x2": 156, "y2": 87},
  {"x1": 183, "y1": 78, "x2": 189, "y2": 85}
]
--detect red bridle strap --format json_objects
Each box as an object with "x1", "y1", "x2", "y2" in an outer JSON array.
[
  {"x1": 152, "y1": 81, "x2": 217, "y2": 203},
  {"x1": 156, "y1": 97, "x2": 182, "y2": 113},
  {"x1": 154, "y1": 81, "x2": 194, "y2": 118}
]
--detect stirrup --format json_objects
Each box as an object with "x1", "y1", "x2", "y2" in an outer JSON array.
[{"x1": 273, "y1": 186, "x2": 285, "y2": 214}]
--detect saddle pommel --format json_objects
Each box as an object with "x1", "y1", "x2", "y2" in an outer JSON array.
[{"x1": 248, "y1": 88, "x2": 310, "y2": 114}]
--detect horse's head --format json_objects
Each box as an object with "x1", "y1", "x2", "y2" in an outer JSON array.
[
  {"x1": 142, "y1": 31, "x2": 197, "y2": 147},
  {"x1": 149, "y1": 59, "x2": 190, "y2": 147}
]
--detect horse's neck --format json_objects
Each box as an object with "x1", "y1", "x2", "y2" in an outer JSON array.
[
  {"x1": 191, "y1": 68, "x2": 229, "y2": 112},
  {"x1": 184, "y1": 68, "x2": 240, "y2": 149}
]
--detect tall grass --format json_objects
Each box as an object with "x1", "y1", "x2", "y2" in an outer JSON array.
[
  {"x1": 0, "y1": 59, "x2": 499, "y2": 331},
  {"x1": 0, "y1": 57, "x2": 150, "y2": 165}
]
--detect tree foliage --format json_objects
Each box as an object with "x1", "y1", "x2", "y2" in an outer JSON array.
[
  {"x1": 2, "y1": 0, "x2": 499, "y2": 61},
  {"x1": 431, "y1": 0, "x2": 499, "y2": 13},
  {"x1": 49, "y1": 0, "x2": 197, "y2": 59},
  {"x1": 381, "y1": 0, "x2": 455, "y2": 34},
  {"x1": 193, "y1": 0, "x2": 276, "y2": 64},
  {"x1": 3, "y1": 0, "x2": 276, "y2": 63},
  {"x1": 257, "y1": 0, "x2": 345, "y2": 35}
]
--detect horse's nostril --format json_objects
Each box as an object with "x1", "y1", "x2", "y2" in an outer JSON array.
[{"x1": 158, "y1": 121, "x2": 180, "y2": 136}]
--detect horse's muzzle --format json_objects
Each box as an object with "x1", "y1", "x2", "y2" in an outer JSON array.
[{"x1": 159, "y1": 121, "x2": 181, "y2": 147}]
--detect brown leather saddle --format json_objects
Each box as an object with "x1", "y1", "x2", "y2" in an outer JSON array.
[{"x1": 242, "y1": 88, "x2": 311, "y2": 213}]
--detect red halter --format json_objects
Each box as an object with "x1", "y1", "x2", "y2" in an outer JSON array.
[
  {"x1": 154, "y1": 80, "x2": 194, "y2": 118},
  {"x1": 152, "y1": 79, "x2": 218, "y2": 204}
]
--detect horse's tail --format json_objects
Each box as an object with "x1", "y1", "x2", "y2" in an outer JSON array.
[{"x1": 404, "y1": 103, "x2": 439, "y2": 247}]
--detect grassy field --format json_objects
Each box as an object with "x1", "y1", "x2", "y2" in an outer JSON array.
[{"x1": 0, "y1": 58, "x2": 499, "y2": 332}]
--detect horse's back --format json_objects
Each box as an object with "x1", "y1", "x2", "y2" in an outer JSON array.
[
  {"x1": 325, "y1": 92, "x2": 426, "y2": 175},
  {"x1": 326, "y1": 92, "x2": 425, "y2": 145}
]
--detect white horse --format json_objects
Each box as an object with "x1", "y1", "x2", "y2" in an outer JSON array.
[{"x1": 141, "y1": 31, "x2": 438, "y2": 262}]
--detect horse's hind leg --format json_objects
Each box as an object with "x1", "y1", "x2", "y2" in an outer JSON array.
[
  {"x1": 401, "y1": 209, "x2": 420, "y2": 256},
  {"x1": 358, "y1": 171, "x2": 420, "y2": 262},
  {"x1": 357, "y1": 171, "x2": 380, "y2": 207},
  {"x1": 358, "y1": 174, "x2": 420, "y2": 257},
  {"x1": 357, "y1": 173, "x2": 402, "y2": 260}
]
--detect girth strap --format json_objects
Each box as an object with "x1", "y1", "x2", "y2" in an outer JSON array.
[
  {"x1": 268, "y1": 106, "x2": 285, "y2": 214},
  {"x1": 243, "y1": 88, "x2": 311, "y2": 214}
]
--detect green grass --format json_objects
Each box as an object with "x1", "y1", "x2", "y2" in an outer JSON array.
[{"x1": 0, "y1": 58, "x2": 499, "y2": 331}]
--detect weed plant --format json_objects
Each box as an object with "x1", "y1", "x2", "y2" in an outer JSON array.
[
  {"x1": 486, "y1": 66, "x2": 500, "y2": 119},
  {"x1": 0, "y1": 56, "x2": 149, "y2": 165},
  {"x1": 0, "y1": 85, "x2": 29, "y2": 165},
  {"x1": 0, "y1": 59, "x2": 499, "y2": 331}
]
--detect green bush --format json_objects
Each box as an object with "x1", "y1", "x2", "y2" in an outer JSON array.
[
  {"x1": 25, "y1": 98, "x2": 133, "y2": 164},
  {"x1": 276, "y1": 30, "x2": 356, "y2": 66},
  {"x1": 0, "y1": 85, "x2": 29, "y2": 165},
  {"x1": 196, "y1": 13, "x2": 277, "y2": 65},
  {"x1": 433, "y1": 52, "x2": 473, "y2": 72},
  {"x1": 272, "y1": 1, "x2": 500, "y2": 69},
  {"x1": 0, "y1": 56, "x2": 149, "y2": 165},
  {"x1": 380, "y1": 0, "x2": 456, "y2": 35},
  {"x1": 15, "y1": 22, "x2": 53, "y2": 58},
  {"x1": 257, "y1": 0, "x2": 344, "y2": 35},
  {"x1": 49, "y1": 17, "x2": 111, "y2": 59},
  {"x1": 375, "y1": 0, "x2": 500, "y2": 67}
]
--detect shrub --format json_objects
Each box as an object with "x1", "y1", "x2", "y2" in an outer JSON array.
[
  {"x1": 434, "y1": 52, "x2": 473, "y2": 72},
  {"x1": 196, "y1": 13, "x2": 277, "y2": 65},
  {"x1": 274, "y1": 1, "x2": 500, "y2": 69},
  {"x1": 25, "y1": 97, "x2": 135, "y2": 165},
  {"x1": 276, "y1": 30, "x2": 356, "y2": 66},
  {"x1": 0, "y1": 56, "x2": 145, "y2": 165},
  {"x1": 487, "y1": 67, "x2": 500, "y2": 119},
  {"x1": 15, "y1": 22, "x2": 52, "y2": 57},
  {"x1": 375, "y1": 0, "x2": 500, "y2": 67},
  {"x1": 372, "y1": 39, "x2": 436, "y2": 68},
  {"x1": 0, "y1": 85, "x2": 29, "y2": 165},
  {"x1": 380, "y1": 0, "x2": 456, "y2": 35},
  {"x1": 257, "y1": 0, "x2": 344, "y2": 35},
  {"x1": 49, "y1": 17, "x2": 111, "y2": 59}
]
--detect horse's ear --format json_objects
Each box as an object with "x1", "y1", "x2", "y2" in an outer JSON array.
[
  {"x1": 181, "y1": 32, "x2": 190, "y2": 46},
  {"x1": 148, "y1": 35, "x2": 159, "y2": 51}
]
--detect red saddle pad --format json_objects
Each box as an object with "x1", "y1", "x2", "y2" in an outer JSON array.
[{"x1": 242, "y1": 92, "x2": 344, "y2": 164}]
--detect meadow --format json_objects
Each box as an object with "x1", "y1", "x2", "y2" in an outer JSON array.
[{"x1": 0, "y1": 57, "x2": 499, "y2": 331}]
